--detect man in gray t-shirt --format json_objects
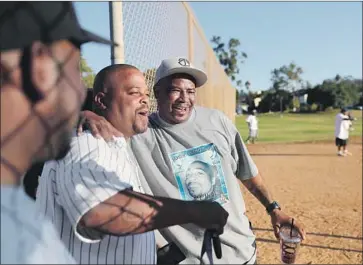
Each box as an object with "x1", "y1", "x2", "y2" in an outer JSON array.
[
  {"x1": 131, "y1": 105, "x2": 258, "y2": 264},
  {"x1": 80, "y1": 57, "x2": 306, "y2": 264}
]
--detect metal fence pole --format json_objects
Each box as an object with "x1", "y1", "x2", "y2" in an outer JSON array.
[{"x1": 109, "y1": 1, "x2": 125, "y2": 64}]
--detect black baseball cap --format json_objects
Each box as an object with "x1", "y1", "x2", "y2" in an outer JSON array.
[{"x1": 0, "y1": 2, "x2": 115, "y2": 51}]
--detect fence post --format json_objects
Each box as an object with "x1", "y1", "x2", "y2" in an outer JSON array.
[{"x1": 109, "y1": 1, "x2": 125, "y2": 64}]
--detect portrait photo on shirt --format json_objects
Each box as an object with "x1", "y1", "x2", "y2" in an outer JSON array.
[{"x1": 169, "y1": 143, "x2": 229, "y2": 205}]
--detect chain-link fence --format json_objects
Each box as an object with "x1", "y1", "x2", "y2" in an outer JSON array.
[{"x1": 121, "y1": 1, "x2": 236, "y2": 122}]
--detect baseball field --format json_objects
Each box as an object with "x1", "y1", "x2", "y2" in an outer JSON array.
[{"x1": 237, "y1": 110, "x2": 362, "y2": 264}]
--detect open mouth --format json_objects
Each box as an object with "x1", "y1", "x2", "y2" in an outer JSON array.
[
  {"x1": 137, "y1": 110, "x2": 149, "y2": 117},
  {"x1": 173, "y1": 106, "x2": 189, "y2": 115}
]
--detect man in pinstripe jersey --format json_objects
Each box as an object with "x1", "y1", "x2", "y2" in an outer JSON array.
[
  {"x1": 35, "y1": 64, "x2": 229, "y2": 264},
  {"x1": 0, "y1": 2, "x2": 115, "y2": 264}
]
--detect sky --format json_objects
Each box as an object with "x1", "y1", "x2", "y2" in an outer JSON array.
[{"x1": 75, "y1": 1, "x2": 362, "y2": 91}]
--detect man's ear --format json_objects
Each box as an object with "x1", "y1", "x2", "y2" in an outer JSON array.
[
  {"x1": 94, "y1": 92, "x2": 108, "y2": 110},
  {"x1": 31, "y1": 42, "x2": 58, "y2": 99}
]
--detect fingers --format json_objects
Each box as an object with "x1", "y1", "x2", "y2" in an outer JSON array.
[
  {"x1": 273, "y1": 224, "x2": 281, "y2": 240},
  {"x1": 272, "y1": 212, "x2": 306, "y2": 241},
  {"x1": 290, "y1": 218, "x2": 306, "y2": 241},
  {"x1": 98, "y1": 120, "x2": 113, "y2": 142},
  {"x1": 76, "y1": 115, "x2": 86, "y2": 136},
  {"x1": 78, "y1": 111, "x2": 123, "y2": 141},
  {"x1": 89, "y1": 122, "x2": 101, "y2": 139},
  {"x1": 296, "y1": 224, "x2": 306, "y2": 241},
  {"x1": 282, "y1": 219, "x2": 306, "y2": 241}
]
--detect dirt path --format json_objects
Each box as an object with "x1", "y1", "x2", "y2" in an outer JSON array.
[{"x1": 241, "y1": 141, "x2": 362, "y2": 264}]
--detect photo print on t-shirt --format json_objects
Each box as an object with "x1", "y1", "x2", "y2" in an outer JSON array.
[{"x1": 169, "y1": 143, "x2": 229, "y2": 205}]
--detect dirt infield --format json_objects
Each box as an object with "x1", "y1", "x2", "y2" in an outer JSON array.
[{"x1": 241, "y1": 141, "x2": 362, "y2": 264}]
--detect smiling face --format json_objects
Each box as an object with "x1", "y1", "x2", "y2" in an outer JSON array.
[
  {"x1": 95, "y1": 67, "x2": 150, "y2": 138},
  {"x1": 155, "y1": 73, "x2": 196, "y2": 124}
]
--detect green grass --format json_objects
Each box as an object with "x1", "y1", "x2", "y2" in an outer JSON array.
[{"x1": 236, "y1": 110, "x2": 362, "y2": 143}]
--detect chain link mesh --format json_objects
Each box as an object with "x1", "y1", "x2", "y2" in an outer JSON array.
[
  {"x1": 122, "y1": 1, "x2": 190, "y2": 113},
  {"x1": 121, "y1": 1, "x2": 235, "y2": 120}
]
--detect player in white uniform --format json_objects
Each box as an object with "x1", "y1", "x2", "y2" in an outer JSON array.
[
  {"x1": 334, "y1": 108, "x2": 352, "y2": 156},
  {"x1": 0, "y1": 2, "x2": 114, "y2": 263},
  {"x1": 246, "y1": 110, "x2": 259, "y2": 144}
]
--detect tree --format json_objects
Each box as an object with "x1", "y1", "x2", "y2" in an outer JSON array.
[
  {"x1": 307, "y1": 75, "x2": 362, "y2": 109},
  {"x1": 236, "y1": 88, "x2": 240, "y2": 102},
  {"x1": 244, "y1": 81, "x2": 255, "y2": 107},
  {"x1": 270, "y1": 68, "x2": 288, "y2": 92},
  {"x1": 258, "y1": 89, "x2": 292, "y2": 113},
  {"x1": 211, "y1": 36, "x2": 247, "y2": 90},
  {"x1": 270, "y1": 62, "x2": 304, "y2": 111},
  {"x1": 245, "y1": 81, "x2": 251, "y2": 91},
  {"x1": 334, "y1": 74, "x2": 342, "y2": 83},
  {"x1": 283, "y1": 62, "x2": 303, "y2": 93},
  {"x1": 270, "y1": 62, "x2": 303, "y2": 93},
  {"x1": 80, "y1": 56, "x2": 95, "y2": 88}
]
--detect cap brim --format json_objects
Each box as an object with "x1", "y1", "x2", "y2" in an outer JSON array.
[
  {"x1": 162, "y1": 67, "x2": 207, "y2": 88},
  {"x1": 78, "y1": 29, "x2": 117, "y2": 46}
]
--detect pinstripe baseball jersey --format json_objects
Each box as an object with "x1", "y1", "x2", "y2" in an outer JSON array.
[
  {"x1": 35, "y1": 131, "x2": 156, "y2": 264},
  {"x1": 1, "y1": 186, "x2": 76, "y2": 264}
]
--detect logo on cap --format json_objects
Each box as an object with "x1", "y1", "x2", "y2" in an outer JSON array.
[{"x1": 178, "y1": 58, "x2": 190, "y2": 67}]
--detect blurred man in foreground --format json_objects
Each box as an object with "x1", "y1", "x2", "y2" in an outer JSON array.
[{"x1": 0, "y1": 2, "x2": 114, "y2": 263}]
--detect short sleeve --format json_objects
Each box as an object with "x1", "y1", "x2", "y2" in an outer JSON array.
[
  {"x1": 53, "y1": 133, "x2": 132, "y2": 243},
  {"x1": 221, "y1": 113, "x2": 259, "y2": 181}
]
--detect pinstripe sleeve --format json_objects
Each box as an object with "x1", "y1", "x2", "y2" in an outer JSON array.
[{"x1": 54, "y1": 132, "x2": 132, "y2": 243}]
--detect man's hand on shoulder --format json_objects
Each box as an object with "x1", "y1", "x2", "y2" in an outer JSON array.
[{"x1": 77, "y1": 110, "x2": 123, "y2": 141}]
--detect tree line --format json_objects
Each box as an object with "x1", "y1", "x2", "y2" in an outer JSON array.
[{"x1": 211, "y1": 36, "x2": 362, "y2": 113}]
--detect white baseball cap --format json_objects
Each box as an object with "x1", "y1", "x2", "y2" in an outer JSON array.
[{"x1": 154, "y1": 57, "x2": 207, "y2": 88}]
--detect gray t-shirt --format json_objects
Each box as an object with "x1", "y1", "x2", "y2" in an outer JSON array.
[{"x1": 130, "y1": 106, "x2": 258, "y2": 264}]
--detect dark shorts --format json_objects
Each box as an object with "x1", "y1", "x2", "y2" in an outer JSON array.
[{"x1": 335, "y1": 137, "x2": 347, "y2": 147}]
